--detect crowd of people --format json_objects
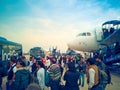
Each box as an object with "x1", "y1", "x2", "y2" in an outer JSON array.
[{"x1": 0, "y1": 51, "x2": 112, "y2": 90}]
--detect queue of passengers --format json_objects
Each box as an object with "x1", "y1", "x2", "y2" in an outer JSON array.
[{"x1": 0, "y1": 53, "x2": 111, "y2": 90}]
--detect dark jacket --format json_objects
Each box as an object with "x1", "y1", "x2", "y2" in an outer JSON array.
[
  {"x1": 0, "y1": 61, "x2": 6, "y2": 86},
  {"x1": 31, "y1": 63, "x2": 37, "y2": 76},
  {"x1": 12, "y1": 68, "x2": 31, "y2": 90},
  {"x1": 0, "y1": 69, "x2": 2, "y2": 86},
  {"x1": 0, "y1": 67, "x2": 3, "y2": 86},
  {"x1": 7, "y1": 64, "x2": 16, "y2": 81},
  {"x1": 64, "y1": 70, "x2": 80, "y2": 90}
]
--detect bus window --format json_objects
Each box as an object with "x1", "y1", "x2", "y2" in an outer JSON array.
[{"x1": 30, "y1": 47, "x2": 45, "y2": 58}]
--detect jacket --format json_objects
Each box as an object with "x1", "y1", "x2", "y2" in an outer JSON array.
[
  {"x1": 12, "y1": 68, "x2": 31, "y2": 90},
  {"x1": 64, "y1": 70, "x2": 80, "y2": 90}
]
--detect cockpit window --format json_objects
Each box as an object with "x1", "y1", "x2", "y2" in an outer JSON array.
[
  {"x1": 87, "y1": 32, "x2": 91, "y2": 36},
  {"x1": 77, "y1": 32, "x2": 91, "y2": 37},
  {"x1": 77, "y1": 33, "x2": 86, "y2": 36},
  {"x1": 82, "y1": 33, "x2": 86, "y2": 36}
]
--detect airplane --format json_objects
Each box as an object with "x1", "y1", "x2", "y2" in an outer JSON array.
[
  {"x1": 67, "y1": 30, "x2": 103, "y2": 52},
  {"x1": 67, "y1": 20, "x2": 120, "y2": 64},
  {"x1": 67, "y1": 19, "x2": 120, "y2": 52}
]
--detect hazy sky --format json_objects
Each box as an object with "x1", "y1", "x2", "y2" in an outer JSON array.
[{"x1": 0, "y1": 0, "x2": 120, "y2": 52}]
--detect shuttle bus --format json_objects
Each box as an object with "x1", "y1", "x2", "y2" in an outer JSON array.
[
  {"x1": 30, "y1": 47, "x2": 45, "y2": 58},
  {"x1": 0, "y1": 37, "x2": 22, "y2": 61}
]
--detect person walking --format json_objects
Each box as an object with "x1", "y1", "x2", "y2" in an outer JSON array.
[
  {"x1": 11, "y1": 60, "x2": 31, "y2": 90},
  {"x1": 63, "y1": 62, "x2": 80, "y2": 90},
  {"x1": 6, "y1": 56, "x2": 17, "y2": 90},
  {"x1": 47, "y1": 56, "x2": 61, "y2": 90},
  {"x1": 0, "y1": 60, "x2": 7, "y2": 90},
  {"x1": 86, "y1": 58, "x2": 99, "y2": 90},
  {"x1": 95, "y1": 56, "x2": 111, "y2": 90},
  {"x1": 78, "y1": 57, "x2": 86, "y2": 87},
  {"x1": 36, "y1": 61, "x2": 45, "y2": 90}
]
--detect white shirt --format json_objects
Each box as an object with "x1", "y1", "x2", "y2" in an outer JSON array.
[
  {"x1": 88, "y1": 68, "x2": 95, "y2": 89},
  {"x1": 37, "y1": 68, "x2": 45, "y2": 90},
  {"x1": 13, "y1": 66, "x2": 17, "y2": 73},
  {"x1": 29, "y1": 60, "x2": 36, "y2": 72},
  {"x1": 45, "y1": 59, "x2": 50, "y2": 68},
  {"x1": 10, "y1": 63, "x2": 17, "y2": 73}
]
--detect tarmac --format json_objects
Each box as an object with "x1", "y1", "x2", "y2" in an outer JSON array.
[{"x1": 2, "y1": 72, "x2": 120, "y2": 90}]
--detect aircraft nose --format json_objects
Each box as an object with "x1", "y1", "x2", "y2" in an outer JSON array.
[
  {"x1": 67, "y1": 41, "x2": 73, "y2": 48},
  {"x1": 67, "y1": 40, "x2": 81, "y2": 50},
  {"x1": 67, "y1": 41, "x2": 75, "y2": 49}
]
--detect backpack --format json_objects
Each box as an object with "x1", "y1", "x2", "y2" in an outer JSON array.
[
  {"x1": 45, "y1": 70, "x2": 50, "y2": 86},
  {"x1": 99, "y1": 68, "x2": 111, "y2": 84}
]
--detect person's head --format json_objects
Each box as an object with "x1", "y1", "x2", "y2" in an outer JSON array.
[
  {"x1": 10, "y1": 56, "x2": 16, "y2": 65},
  {"x1": 30, "y1": 56, "x2": 35, "y2": 61},
  {"x1": 36, "y1": 61, "x2": 45, "y2": 69},
  {"x1": 95, "y1": 56, "x2": 102, "y2": 62},
  {"x1": 80, "y1": 57, "x2": 85, "y2": 62},
  {"x1": 36, "y1": 56, "x2": 41, "y2": 61},
  {"x1": 16, "y1": 60, "x2": 25, "y2": 68},
  {"x1": 46, "y1": 56, "x2": 49, "y2": 60},
  {"x1": 50, "y1": 57, "x2": 57, "y2": 65},
  {"x1": 22, "y1": 56, "x2": 26, "y2": 61},
  {"x1": 67, "y1": 62, "x2": 76, "y2": 72},
  {"x1": 29, "y1": 57, "x2": 32, "y2": 61},
  {"x1": 26, "y1": 83, "x2": 41, "y2": 90},
  {"x1": 87, "y1": 58, "x2": 95, "y2": 66}
]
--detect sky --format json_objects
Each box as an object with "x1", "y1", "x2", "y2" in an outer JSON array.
[{"x1": 0, "y1": 0, "x2": 120, "y2": 52}]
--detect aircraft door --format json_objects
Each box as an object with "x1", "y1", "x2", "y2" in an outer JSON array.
[{"x1": 95, "y1": 27, "x2": 103, "y2": 41}]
